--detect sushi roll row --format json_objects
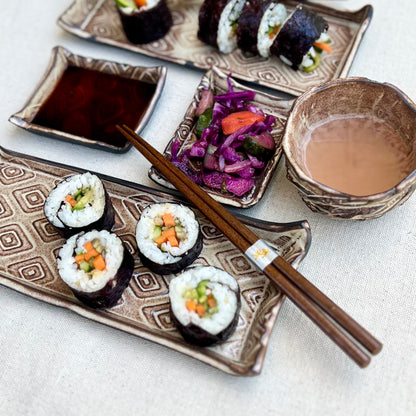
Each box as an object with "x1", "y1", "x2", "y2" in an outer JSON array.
[
  {"x1": 198, "y1": 0, "x2": 331, "y2": 72},
  {"x1": 45, "y1": 175, "x2": 241, "y2": 346},
  {"x1": 115, "y1": 0, "x2": 173, "y2": 44},
  {"x1": 45, "y1": 172, "x2": 134, "y2": 309}
]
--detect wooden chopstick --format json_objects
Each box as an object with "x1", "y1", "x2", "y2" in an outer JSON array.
[{"x1": 117, "y1": 124, "x2": 382, "y2": 368}]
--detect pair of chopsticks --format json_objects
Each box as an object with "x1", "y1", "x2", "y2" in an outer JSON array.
[{"x1": 117, "y1": 124, "x2": 382, "y2": 368}]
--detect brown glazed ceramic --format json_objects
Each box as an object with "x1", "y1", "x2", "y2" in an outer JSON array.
[
  {"x1": 149, "y1": 67, "x2": 293, "y2": 208},
  {"x1": 283, "y1": 77, "x2": 416, "y2": 220},
  {"x1": 9, "y1": 46, "x2": 166, "y2": 153},
  {"x1": 0, "y1": 146, "x2": 310, "y2": 376}
]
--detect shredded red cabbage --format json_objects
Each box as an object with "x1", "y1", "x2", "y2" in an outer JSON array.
[{"x1": 170, "y1": 76, "x2": 276, "y2": 197}]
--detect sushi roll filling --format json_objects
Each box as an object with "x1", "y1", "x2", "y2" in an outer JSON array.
[
  {"x1": 74, "y1": 238, "x2": 107, "y2": 275},
  {"x1": 257, "y1": 2, "x2": 287, "y2": 58},
  {"x1": 183, "y1": 279, "x2": 219, "y2": 318},
  {"x1": 151, "y1": 212, "x2": 187, "y2": 251},
  {"x1": 217, "y1": 0, "x2": 246, "y2": 53},
  {"x1": 64, "y1": 186, "x2": 93, "y2": 211},
  {"x1": 115, "y1": 0, "x2": 156, "y2": 13},
  {"x1": 301, "y1": 32, "x2": 331, "y2": 72}
]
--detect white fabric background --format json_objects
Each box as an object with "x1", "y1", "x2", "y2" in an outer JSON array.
[{"x1": 0, "y1": 1, "x2": 415, "y2": 415}]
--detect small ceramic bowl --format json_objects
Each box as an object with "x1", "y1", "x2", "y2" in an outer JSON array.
[{"x1": 283, "y1": 77, "x2": 416, "y2": 220}]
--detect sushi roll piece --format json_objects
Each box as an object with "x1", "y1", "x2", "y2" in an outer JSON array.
[
  {"x1": 135, "y1": 203, "x2": 203, "y2": 275},
  {"x1": 44, "y1": 172, "x2": 115, "y2": 239},
  {"x1": 198, "y1": 0, "x2": 246, "y2": 54},
  {"x1": 270, "y1": 5, "x2": 330, "y2": 72},
  {"x1": 115, "y1": 0, "x2": 173, "y2": 44},
  {"x1": 236, "y1": 0, "x2": 287, "y2": 57},
  {"x1": 57, "y1": 230, "x2": 134, "y2": 309},
  {"x1": 169, "y1": 266, "x2": 241, "y2": 347}
]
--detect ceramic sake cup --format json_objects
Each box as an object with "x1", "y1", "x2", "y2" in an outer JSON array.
[{"x1": 282, "y1": 77, "x2": 416, "y2": 220}]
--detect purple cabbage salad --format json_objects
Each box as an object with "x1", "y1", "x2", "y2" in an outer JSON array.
[{"x1": 170, "y1": 77, "x2": 276, "y2": 197}]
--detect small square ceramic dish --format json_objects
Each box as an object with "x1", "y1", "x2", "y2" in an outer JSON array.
[
  {"x1": 148, "y1": 67, "x2": 294, "y2": 208},
  {"x1": 9, "y1": 46, "x2": 166, "y2": 153}
]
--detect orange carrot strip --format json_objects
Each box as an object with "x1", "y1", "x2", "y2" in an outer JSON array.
[
  {"x1": 207, "y1": 297, "x2": 216, "y2": 308},
  {"x1": 221, "y1": 111, "x2": 265, "y2": 135},
  {"x1": 162, "y1": 213, "x2": 175, "y2": 227},
  {"x1": 84, "y1": 241, "x2": 99, "y2": 261},
  {"x1": 167, "y1": 235, "x2": 179, "y2": 247},
  {"x1": 74, "y1": 254, "x2": 85, "y2": 263},
  {"x1": 196, "y1": 304, "x2": 206, "y2": 318},
  {"x1": 186, "y1": 300, "x2": 197, "y2": 312},
  {"x1": 84, "y1": 241, "x2": 94, "y2": 252},
  {"x1": 134, "y1": 0, "x2": 147, "y2": 6},
  {"x1": 92, "y1": 254, "x2": 106, "y2": 271},
  {"x1": 155, "y1": 234, "x2": 167, "y2": 247},
  {"x1": 314, "y1": 42, "x2": 332, "y2": 53},
  {"x1": 65, "y1": 195, "x2": 78, "y2": 208},
  {"x1": 162, "y1": 227, "x2": 176, "y2": 238}
]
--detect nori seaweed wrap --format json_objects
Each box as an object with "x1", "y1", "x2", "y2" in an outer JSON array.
[
  {"x1": 135, "y1": 203, "x2": 203, "y2": 275},
  {"x1": 116, "y1": 0, "x2": 173, "y2": 44},
  {"x1": 270, "y1": 5, "x2": 329, "y2": 69},
  {"x1": 57, "y1": 230, "x2": 134, "y2": 309},
  {"x1": 198, "y1": 0, "x2": 246, "y2": 53},
  {"x1": 198, "y1": 0, "x2": 229, "y2": 49},
  {"x1": 236, "y1": 0, "x2": 271, "y2": 54},
  {"x1": 44, "y1": 172, "x2": 115, "y2": 239},
  {"x1": 169, "y1": 266, "x2": 241, "y2": 347}
]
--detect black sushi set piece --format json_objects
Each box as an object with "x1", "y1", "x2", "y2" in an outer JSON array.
[
  {"x1": 198, "y1": 0, "x2": 331, "y2": 72},
  {"x1": 44, "y1": 174, "x2": 241, "y2": 346}
]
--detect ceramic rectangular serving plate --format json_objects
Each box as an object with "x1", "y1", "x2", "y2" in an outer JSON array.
[
  {"x1": 8, "y1": 46, "x2": 166, "y2": 153},
  {"x1": 149, "y1": 67, "x2": 293, "y2": 208},
  {"x1": 57, "y1": 0, "x2": 373, "y2": 96},
  {"x1": 0, "y1": 146, "x2": 310, "y2": 376}
]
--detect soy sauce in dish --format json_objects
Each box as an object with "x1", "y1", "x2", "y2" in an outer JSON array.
[
  {"x1": 32, "y1": 66, "x2": 156, "y2": 148},
  {"x1": 303, "y1": 115, "x2": 414, "y2": 196}
]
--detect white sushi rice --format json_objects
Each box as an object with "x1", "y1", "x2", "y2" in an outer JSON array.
[
  {"x1": 257, "y1": 2, "x2": 287, "y2": 58},
  {"x1": 169, "y1": 266, "x2": 239, "y2": 335},
  {"x1": 44, "y1": 172, "x2": 105, "y2": 229},
  {"x1": 57, "y1": 230, "x2": 124, "y2": 292},
  {"x1": 136, "y1": 203, "x2": 200, "y2": 265},
  {"x1": 217, "y1": 0, "x2": 246, "y2": 53}
]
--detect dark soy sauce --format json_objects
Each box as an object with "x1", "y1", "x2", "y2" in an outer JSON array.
[{"x1": 32, "y1": 66, "x2": 156, "y2": 148}]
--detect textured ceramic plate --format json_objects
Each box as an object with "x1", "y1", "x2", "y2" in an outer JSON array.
[
  {"x1": 149, "y1": 67, "x2": 293, "y2": 208},
  {"x1": 57, "y1": 0, "x2": 373, "y2": 96},
  {"x1": 0, "y1": 146, "x2": 310, "y2": 376},
  {"x1": 8, "y1": 46, "x2": 166, "y2": 153}
]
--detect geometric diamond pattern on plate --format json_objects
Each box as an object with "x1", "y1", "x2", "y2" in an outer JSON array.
[
  {"x1": 8, "y1": 256, "x2": 55, "y2": 285},
  {"x1": 115, "y1": 232, "x2": 137, "y2": 257},
  {"x1": 130, "y1": 269, "x2": 168, "y2": 299},
  {"x1": 142, "y1": 301, "x2": 173, "y2": 331},
  {"x1": 215, "y1": 248, "x2": 257, "y2": 278},
  {"x1": 0, "y1": 224, "x2": 33, "y2": 256},
  {"x1": 0, "y1": 164, "x2": 34, "y2": 185},
  {"x1": 32, "y1": 217, "x2": 62, "y2": 243},
  {"x1": 0, "y1": 194, "x2": 14, "y2": 220},
  {"x1": 12, "y1": 184, "x2": 49, "y2": 214},
  {"x1": 200, "y1": 223, "x2": 223, "y2": 241},
  {"x1": 241, "y1": 286, "x2": 266, "y2": 313}
]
